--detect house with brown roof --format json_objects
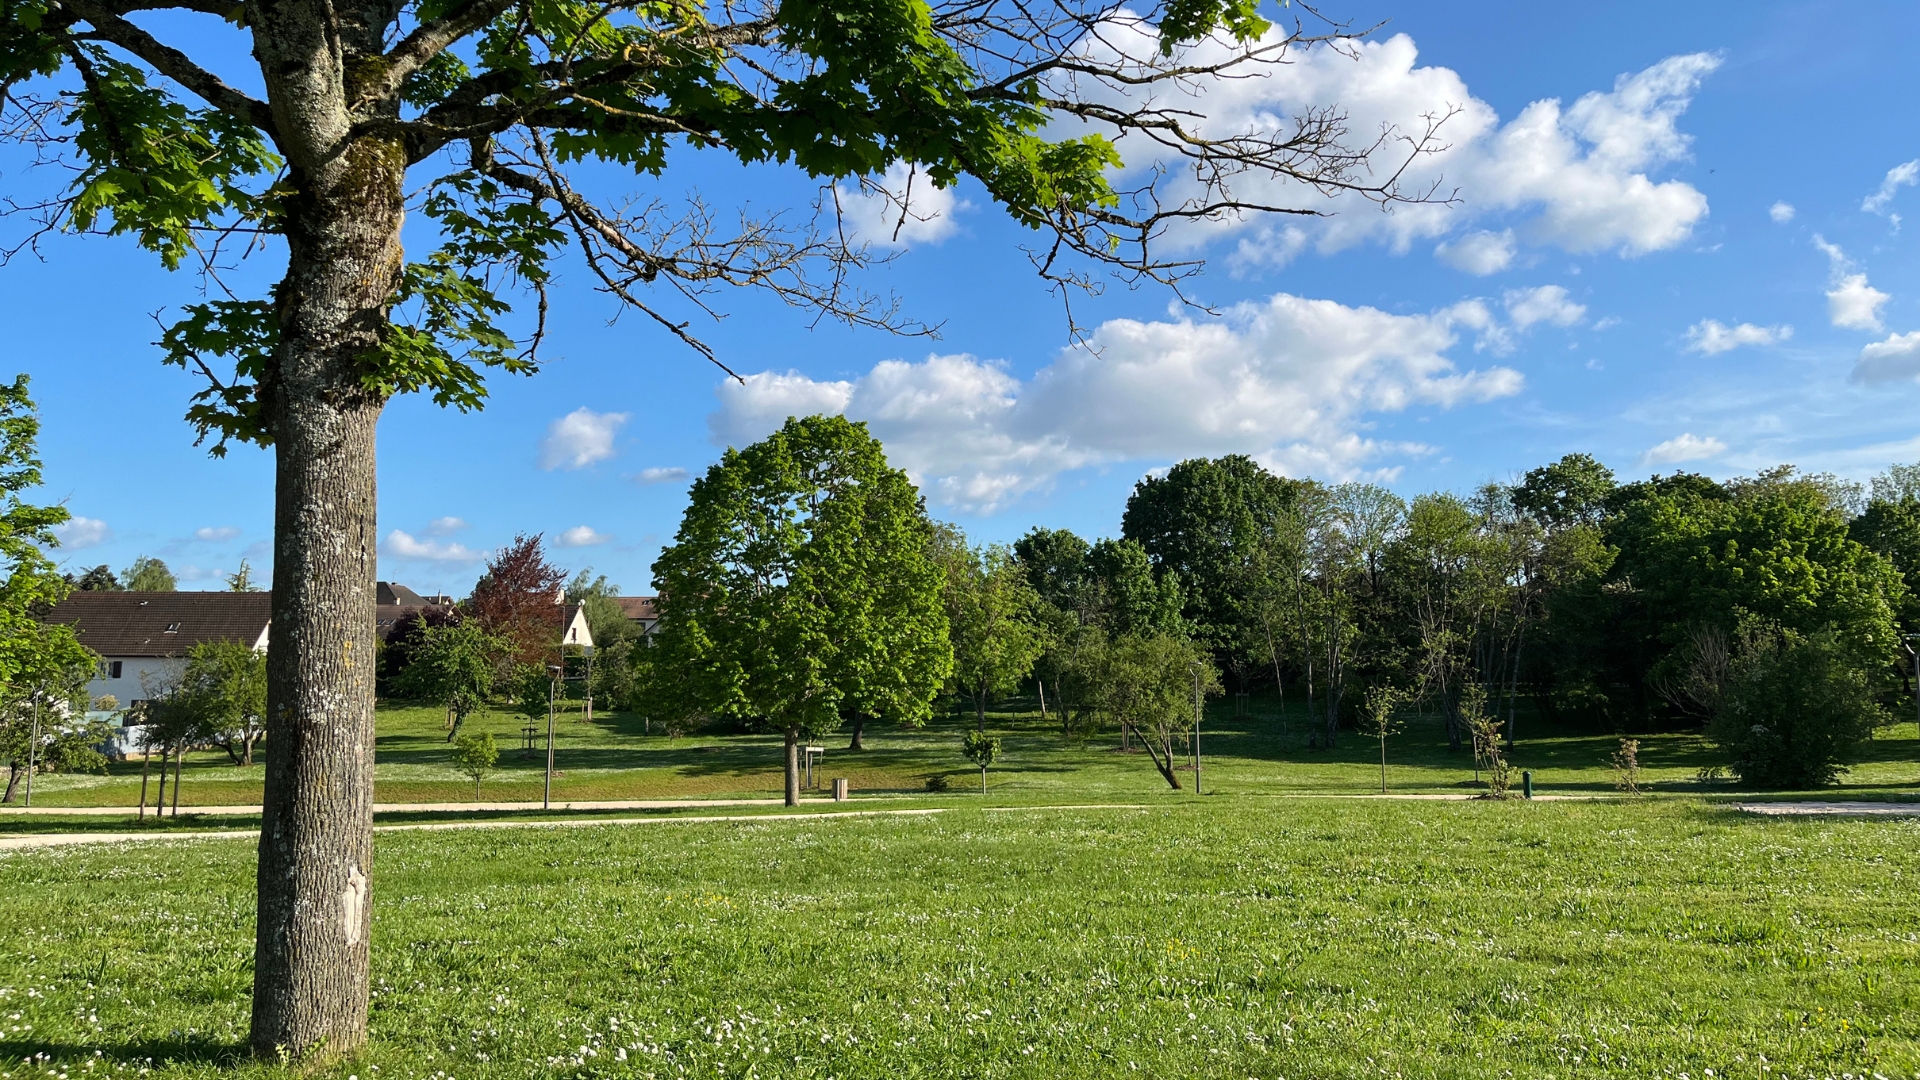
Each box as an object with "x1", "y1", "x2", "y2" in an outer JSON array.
[
  {"x1": 40, "y1": 591, "x2": 272, "y2": 707},
  {"x1": 612, "y1": 596, "x2": 660, "y2": 637}
]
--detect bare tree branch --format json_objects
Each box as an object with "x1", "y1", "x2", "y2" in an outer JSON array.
[{"x1": 57, "y1": 0, "x2": 277, "y2": 132}]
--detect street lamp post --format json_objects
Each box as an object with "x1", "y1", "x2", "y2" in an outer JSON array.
[{"x1": 544, "y1": 664, "x2": 561, "y2": 810}]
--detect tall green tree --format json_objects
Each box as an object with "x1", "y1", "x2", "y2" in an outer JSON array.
[
  {"x1": 0, "y1": 376, "x2": 100, "y2": 801},
  {"x1": 653, "y1": 416, "x2": 950, "y2": 805},
  {"x1": 1122, "y1": 455, "x2": 1303, "y2": 664},
  {"x1": 1, "y1": 0, "x2": 1438, "y2": 1042}
]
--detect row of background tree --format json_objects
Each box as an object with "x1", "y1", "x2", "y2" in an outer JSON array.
[
  {"x1": 1008, "y1": 452, "x2": 1918, "y2": 788},
  {"x1": 358, "y1": 435, "x2": 1920, "y2": 791}
]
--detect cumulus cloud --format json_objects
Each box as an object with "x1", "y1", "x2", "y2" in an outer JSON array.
[
  {"x1": 1092, "y1": 28, "x2": 1718, "y2": 264},
  {"x1": 1813, "y1": 235, "x2": 1890, "y2": 331},
  {"x1": 555, "y1": 525, "x2": 611, "y2": 548},
  {"x1": 193, "y1": 525, "x2": 240, "y2": 542},
  {"x1": 383, "y1": 529, "x2": 484, "y2": 562},
  {"x1": 633, "y1": 466, "x2": 691, "y2": 485},
  {"x1": 425, "y1": 516, "x2": 467, "y2": 536},
  {"x1": 835, "y1": 162, "x2": 966, "y2": 248},
  {"x1": 1642, "y1": 433, "x2": 1727, "y2": 465},
  {"x1": 1851, "y1": 331, "x2": 1920, "y2": 384},
  {"x1": 539, "y1": 408, "x2": 628, "y2": 470},
  {"x1": 1684, "y1": 319, "x2": 1792, "y2": 354},
  {"x1": 1503, "y1": 285, "x2": 1585, "y2": 329},
  {"x1": 1862, "y1": 160, "x2": 1919, "y2": 215},
  {"x1": 1769, "y1": 201, "x2": 1795, "y2": 223},
  {"x1": 54, "y1": 516, "x2": 110, "y2": 549},
  {"x1": 712, "y1": 292, "x2": 1523, "y2": 512},
  {"x1": 1434, "y1": 229, "x2": 1517, "y2": 275},
  {"x1": 1830, "y1": 275, "x2": 1891, "y2": 331}
]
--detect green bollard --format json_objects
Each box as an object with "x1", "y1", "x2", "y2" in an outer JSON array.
[{"x1": 1522, "y1": 770, "x2": 1533, "y2": 799}]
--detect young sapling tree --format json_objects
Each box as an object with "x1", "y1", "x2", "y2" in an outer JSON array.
[
  {"x1": 452, "y1": 732, "x2": 499, "y2": 801},
  {"x1": 962, "y1": 729, "x2": 1002, "y2": 794},
  {"x1": 1358, "y1": 684, "x2": 1404, "y2": 794}
]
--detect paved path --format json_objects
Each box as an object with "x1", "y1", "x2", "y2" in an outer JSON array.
[
  {"x1": 0, "y1": 807, "x2": 951, "y2": 851},
  {"x1": 1734, "y1": 801, "x2": 1920, "y2": 817},
  {"x1": 0, "y1": 797, "x2": 797, "y2": 817},
  {"x1": 2, "y1": 791, "x2": 1606, "y2": 817}
]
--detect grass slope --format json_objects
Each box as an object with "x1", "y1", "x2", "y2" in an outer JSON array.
[
  {"x1": 16, "y1": 698, "x2": 1920, "y2": 808},
  {"x1": 3, "y1": 798, "x2": 1918, "y2": 1079}
]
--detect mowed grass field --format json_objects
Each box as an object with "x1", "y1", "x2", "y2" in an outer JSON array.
[
  {"x1": 17, "y1": 696, "x2": 1920, "y2": 807},
  {"x1": 4, "y1": 798, "x2": 1919, "y2": 1079}
]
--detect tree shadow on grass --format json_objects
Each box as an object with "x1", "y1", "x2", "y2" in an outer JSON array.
[{"x1": 0, "y1": 1037, "x2": 247, "y2": 1070}]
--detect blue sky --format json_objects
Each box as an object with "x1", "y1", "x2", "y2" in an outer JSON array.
[{"x1": 5, "y1": 0, "x2": 1919, "y2": 597}]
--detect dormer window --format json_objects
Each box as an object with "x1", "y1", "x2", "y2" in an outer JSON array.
[{"x1": 164, "y1": 621, "x2": 181, "y2": 633}]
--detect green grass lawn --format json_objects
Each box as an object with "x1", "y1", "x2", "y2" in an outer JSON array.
[
  {"x1": 16, "y1": 695, "x2": 1920, "y2": 809},
  {"x1": 3, "y1": 797, "x2": 1918, "y2": 1078}
]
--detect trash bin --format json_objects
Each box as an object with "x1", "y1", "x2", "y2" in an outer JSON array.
[{"x1": 832, "y1": 778, "x2": 849, "y2": 802}]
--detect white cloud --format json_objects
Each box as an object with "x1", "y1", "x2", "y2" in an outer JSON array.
[
  {"x1": 835, "y1": 162, "x2": 966, "y2": 248},
  {"x1": 1829, "y1": 274, "x2": 1891, "y2": 331},
  {"x1": 1814, "y1": 235, "x2": 1891, "y2": 331},
  {"x1": 1503, "y1": 285, "x2": 1585, "y2": 329},
  {"x1": 712, "y1": 292, "x2": 1523, "y2": 512},
  {"x1": 1093, "y1": 29, "x2": 1718, "y2": 263},
  {"x1": 1683, "y1": 319, "x2": 1792, "y2": 354},
  {"x1": 539, "y1": 408, "x2": 628, "y2": 470},
  {"x1": 1642, "y1": 433, "x2": 1727, "y2": 465},
  {"x1": 555, "y1": 525, "x2": 611, "y2": 548},
  {"x1": 1434, "y1": 230, "x2": 1517, "y2": 275},
  {"x1": 193, "y1": 526, "x2": 241, "y2": 542},
  {"x1": 633, "y1": 466, "x2": 691, "y2": 485},
  {"x1": 54, "y1": 516, "x2": 110, "y2": 549},
  {"x1": 383, "y1": 529, "x2": 484, "y2": 562},
  {"x1": 1851, "y1": 331, "x2": 1920, "y2": 384},
  {"x1": 425, "y1": 516, "x2": 467, "y2": 536},
  {"x1": 1862, "y1": 160, "x2": 1919, "y2": 215},
  {"x1": 1769, "y1": 201, "x2": 1795, "y2": 223}
]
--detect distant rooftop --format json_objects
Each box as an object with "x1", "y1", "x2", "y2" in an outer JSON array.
[{"x1": 42, "y1": 592, "x2": 272, "y2": 657}]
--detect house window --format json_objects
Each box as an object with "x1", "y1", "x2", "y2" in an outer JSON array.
[{"x1": 98, "y1": 660, "x2": 123, "y2": 679}]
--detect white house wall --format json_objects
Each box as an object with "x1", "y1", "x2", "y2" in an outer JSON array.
[{"x1": 88, "y1": 656, "x2": 188, "y2": 711}]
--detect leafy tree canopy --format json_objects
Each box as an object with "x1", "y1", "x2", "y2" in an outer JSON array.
[
  {"x1": 652, "y1": 414, "x2": 950, "y2": 739},
  {"x1": 121, "y1": 556, "x2": 176, "y2": 592},
  {"x1": 1121, "y1": 455, "x2": 1304, "y2": 655}
]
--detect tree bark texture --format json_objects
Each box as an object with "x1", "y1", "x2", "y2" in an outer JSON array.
[
  {"x1": 783, "y1": 726, "x2": 800, "y2": 807},
  {"x1": 249, "y1": 130, "x2": 403, "y2": 1059}
]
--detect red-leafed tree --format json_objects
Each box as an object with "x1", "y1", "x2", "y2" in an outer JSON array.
[{"x1": 468, "y1": 534, "x2": 568, "y2": 668}]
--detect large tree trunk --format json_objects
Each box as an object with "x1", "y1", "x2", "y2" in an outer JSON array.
[
  {"x1": 249, "y1": 130, "x2": 402, "y2": 1059},
  {"x1": 783, "y1": 726, "x2": 800, "y2": 806},
  {"x1": 2, "y1": 761, "x2": 20, "y2": 804},
  {"x1": 846, "y1": 713, "x2": 864, "y2": 751}
]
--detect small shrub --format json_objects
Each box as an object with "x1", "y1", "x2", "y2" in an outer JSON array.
[
  {"x1": 1707, "y1": 627, "x2": 1887, "y2": 788},
  {"x1": 1460, "y1": 684, "x2": 1514, "y2": 799},
  {"x1": 924, "y1": 773, "x2": 951, "y2": 793},
  {"x1": 1610, "y1": 738, "x2": 1642, "y2": 795}
]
